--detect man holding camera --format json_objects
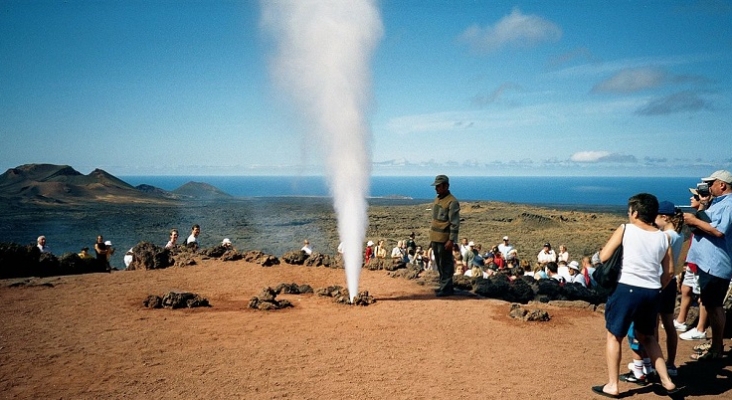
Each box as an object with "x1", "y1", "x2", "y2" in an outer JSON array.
[{"x1": 683, "y1": 170, "x2": 732, "y2": 360}]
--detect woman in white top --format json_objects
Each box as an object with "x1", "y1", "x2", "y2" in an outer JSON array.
[
  {"x1": 593, "y1": 193, "x2": 677, "y2": 398},
  {"x1": 557, "y1": 245, "x2": 569, "y2": 263}
]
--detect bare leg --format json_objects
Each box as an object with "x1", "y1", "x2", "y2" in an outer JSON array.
[
  {"x1": 603, "y1": 331, "x2": 623, "y2": 395},
  {"x1": 697, "y1": 299, "x2": 708, "y2": 332},
  {"x1": 707, "y1": 305, "x2": 726, "y2": 353},
  {"x1": 637, "y1": 331, "x2": 676, "y2": 391},
  {"x1": 660, "y1": 313, "x2": 678, "y2": 365},
  {"x1": 676, "y1": 284, "x2": 693, "y2": 324}
]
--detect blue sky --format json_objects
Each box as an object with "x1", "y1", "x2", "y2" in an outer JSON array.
[{"x1": 1, "y1": 0, "x2": 730, "y2": 177}]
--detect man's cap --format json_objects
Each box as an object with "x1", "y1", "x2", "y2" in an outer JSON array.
[
  {"x1": 689, "y1": 187, "x2": 699, "y2": 196},
  {"x1": 568, "y1": 260, "x2": 580, "y2": 271},
  {"x1": 431, "y1": 175, "x2": 449, "y2": 186},
  {"x1": 471, "y1": 257, "x2": 485, "y2": 267},
  {"x1": 222, "y1": 238, "x2": 232, "y2": 245},
  {"x1": 658, "y1": 201, "x2": 676, "y2": 215},
  {"x1": 483, "y1": 252, "x2": 494, "y2": 259},
  {"x1": 366, "y1": 240, "x2": 374, "y2": 246},
  {"x1": 468, "y1": 241, "x2": 475, "y2": 247},
  {"x1": 702, "y1": 170, "x2": 732, "y2": 184},
  {"x1": 104, "y1": 240, "x2": 112, "y2": 246},
  {"x1": 503, "y1": 236, "x2": 509, "y2": 241},
  {"x1": 544, "y1": 242, "x2": 551, "y2": 247}
]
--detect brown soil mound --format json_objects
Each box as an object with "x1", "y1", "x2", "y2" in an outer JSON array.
[{"x1": 1, "y1": 260, "x2": 729, "y2": 399}]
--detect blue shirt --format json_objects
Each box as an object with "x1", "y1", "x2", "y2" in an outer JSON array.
[{"x1": 686, "y1": 193, "x2": 732, "y2": 279}]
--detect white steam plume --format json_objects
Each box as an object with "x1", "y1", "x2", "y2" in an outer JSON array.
[{"x1": 260, "y1": 1, "x2": 383, "y2": 301}]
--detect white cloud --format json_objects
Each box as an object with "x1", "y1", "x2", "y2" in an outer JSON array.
[
  {"x1": 458, "y1": 8, "x2": 561, "y2": 53},
  {"x1": 571, "y1": 151, "x2": 637, "y2": 163},
  {"x1": 592, "y1": 67, "x2": 667, "y2": 93},
  {"x1": 571, "y1": 151, "x2": 611, "y2": 162}
]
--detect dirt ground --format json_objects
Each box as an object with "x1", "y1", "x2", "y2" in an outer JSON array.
[{"x1": 1, "y1": 260, "x2": 730, "y2": 400}]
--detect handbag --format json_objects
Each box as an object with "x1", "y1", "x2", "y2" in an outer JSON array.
[{"x1": 593, "y1": 224, "x2": 626, "y2": 290}]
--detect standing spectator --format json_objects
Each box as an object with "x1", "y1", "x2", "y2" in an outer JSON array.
[
  {"x1": 375, "y1": 240, "x2": 387, "y2": 260},
  {"x1": 104, "y1": 240, "x2": 115, "y2": 269},
  {"x1": 654, "y1": 200, "x2": 685, "y2": 375},
  {"x1": 592, "y1": 193, "x2": 677, "y2": 398},
  {"x1": 301, "y1": 239, "x2": 312, "y2": 255},
  {"x1": 94, "y1": 235, "x2": 108, "y2": 270},
  {"x1": 675, "y1": 188, "x2": 707, "y2": 336},
  {"x1": 497, "y1": 236, "x2": 514, "y2": 259},
  {"x1": 165, "y1": 229, "x2": 179, "y2": 249},
  {"x1": 429, "y1": 175, "x2": 460, "y2": 297},
  {"x1": 683, "y1": 170, "x2": 732, "y2": 361},
  {"x1": 537, "y1": 243, "x2": 557, "y2": 266},
  {"x1": 580, "y1": 256, "x2": 596, "y2": 288},
  {"x1": 123, "y1": 248, "x2": 134, "y2": 268},
  {"x1": 364, "y1": 240, "x2": 375, "y2": 263},
  {"x1": 36, "y1": 235, "x2": 50, "y2": 253},
  {"x1": 557, "y1": 245, "x2": 569, "y2": 263},
  {"x1": 186, "y1": 224, "x2": 201, "y2": 250}
]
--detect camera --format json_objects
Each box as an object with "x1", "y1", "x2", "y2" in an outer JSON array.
[{"x1": 697, "y1": 182, "x2": 710, "y2": 197}]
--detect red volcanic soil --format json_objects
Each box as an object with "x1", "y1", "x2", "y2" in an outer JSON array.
[{"x1": 1, "y1": 260, "x2": 729, "y2": 399}]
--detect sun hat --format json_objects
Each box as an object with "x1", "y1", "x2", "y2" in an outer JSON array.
[
  {"x1": 658, "y1": 201, "x2": 676, "y2": 215},
  {"x1": 431, "y1": 175, "x2": 449, "y2": 186},
  {"x1": 689, "y1": 188, "x2": 699, "y2": 195},
  {"x1": 568, "y1": 260, "x2": 580, "y2": 271},
  {"x1": 104, "y1": 240, "x2": 112, "y2": 246},
  {"x1": 702, "y1": 169, "x2": 732, "y2": 184}
]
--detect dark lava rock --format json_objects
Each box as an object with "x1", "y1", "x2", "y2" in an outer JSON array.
[
  {"x1": 221, "y1": 250, "x2": 243, "y2": 262},
  {"x1": 452, "y1": 274, "x2": 473, "y2": 291},
  {"x1": 388, "y1": 263, "x2": 423, "y2": 280},
  {"x1": 143, "y1": 291, "x2": 210, "y2": 309},
  {"x1": 59, "y1": 252, "x2": 105, "y2": 275},
  {"x1": 127, "y1": 242, "x2": 173, "y2": 271},
  {"x1": 509, "y1": 303, "x2": 551, "y2": 322},
  {"x1": 303, "y1": 252, "x2": 334, "y2": 268},
  {"x1": 201, "y1": 245, "x2": 228, "y2": 258},
  {"x1": 243, "y1": 250, "x2": 280, "y2": 267},
  {"x1": 174, "y1": 253, "x2": 197, "y2": 267},
  {"x1": 162, "y1": 291, "x2": 210, "y2": 309},
  {"x1": 472, "y1": 274, "x2": 511, "y2": 298},
  {"x1": 536, "y1": 279, "x2": 562, "y2": 300},
  {"x1": 281, "y1": 250, "x2": 308, "y2": 265},
  {"x1": 505, "y1": 277, "x2": 536, "y2": 304},
  {"x1": 316, "y1": 285, "x2": 375, "y2": 306},
  {"x1": 248, "y1": 287, "x2": 293, "y2": 310},
  {"x1": 274, "y1": 282, "x2": 313, "y2": 295}
]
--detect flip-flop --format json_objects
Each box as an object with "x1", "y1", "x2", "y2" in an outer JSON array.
[
  {"x1": 690, "y1": 349, "x2": 724, "y2": 361},
  {"x1": 693, "y1": 342, "x2": 711, "y2": 353},
  {"x1": 591, "y1": 385, "x2": 619, "y2": 398}
]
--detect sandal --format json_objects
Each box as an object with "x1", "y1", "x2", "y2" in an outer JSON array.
[
  {"x1": 690, "y1": 349, "x2": 724, "y2": 361},
  {"x1": 693, "y1": 341, "x2": 711, "y2": 353}
]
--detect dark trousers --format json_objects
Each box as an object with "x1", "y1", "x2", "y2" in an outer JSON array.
[{"x1": 431, "y1": 241, "x2": 454, "y2": 293}]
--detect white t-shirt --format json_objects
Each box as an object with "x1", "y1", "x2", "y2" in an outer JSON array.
[
  {"x1": 391, "y1": 247, "x2": 403, "y2": 259},
  {"x1": 187, "y1": 234, "x2": 198, "y2": 245},
  {"x1": 301, "y1": 245, "x2": 313, "y2": 255},
  {"x1": 568, "y1": 273, "x2": 586, "y2": 287},
  {"x1": 537, "y1": 249, "x2": 557, "y2": 264},
  {"x1": 498, "y1": 243, "x2": 514, "y2": 257},
  {"x1": 618, "y1": 224, "x2": 669, "y2": 289}
]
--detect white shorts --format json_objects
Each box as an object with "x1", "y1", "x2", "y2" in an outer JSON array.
[{"x1": 681, "y1": 266, "x2": 700, "y2": 295}]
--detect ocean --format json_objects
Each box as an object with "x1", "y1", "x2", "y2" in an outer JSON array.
[{"x1": 121, "y1": 175, "x2": 701, "y2": 209}]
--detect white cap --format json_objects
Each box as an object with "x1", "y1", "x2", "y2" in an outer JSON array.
[
  {"x1": 468, "y1": 241, "x2": 475, "y2": 247},
  {"x1": 222, "y1": 238, "x2": 232, "y2": 245},
  {"x1": 503, "y1": 236, "x2": 509, "y2": 241},
  {"x1": 104, "y1": 240, "x2": 112, "y2": 246},
  {"x1": 367, "y1": 241, "x2": 374, "y2": 246}
]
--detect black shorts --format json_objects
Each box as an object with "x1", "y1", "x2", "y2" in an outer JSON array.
[
  {"x1": 659, "y1": 277, "x2": 677, "y2": 315},
  {"x1": 698, "y1": 268, "x2": 729, "y2": 308}
]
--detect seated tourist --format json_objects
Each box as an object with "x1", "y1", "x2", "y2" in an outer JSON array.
[
  {"x1": 186, "y1": 224, "x2": 200, "y2": 250},
  {"x1": 300, "y1": 239, "x2": 311, "y2": 255},
  {"x1": 567, "y1": 260, "x2": 586, "y2": 286},
  {"x1": 557, "y1": 260, "x2": 572, "y2": 282},
  {"x1": 78, "y1": 247, "x2": 94, "y2": 260}
]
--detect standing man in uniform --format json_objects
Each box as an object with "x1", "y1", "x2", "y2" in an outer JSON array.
[
  {"x1": 430, "y1": 175, "x2": 460, "y2": 297},
  {"x1": 684, "y1": 169, "x2": 732, "y2": 360}
]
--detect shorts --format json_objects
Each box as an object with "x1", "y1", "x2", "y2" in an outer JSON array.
[
  {"x1": 697, "y1": 267, "x2": 729, "y2": 308},
  {"x1": 659, "y1": 277, "x2": 677, "y2": 315},
  {"x1": 605, "y1": 283, "x2": 662, "y2": 337},
  {"x1": 681, "y1": 267, "x2": 701, "y2": 295}
]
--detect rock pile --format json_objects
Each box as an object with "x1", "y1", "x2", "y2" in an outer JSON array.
[
  {"x1": 248, "y1": 287, "x2": 293, "y2": 310},
  {"x1": 143, "y1": 291, "x2": 210, "y2": 309},
  {"x1": 509, "y1": 303, "x2": 550, "y2": 322},
  {"x1": 126, "y1": 242, "x2": 174, "y2": 271},
  {"x1": 242, "y1": 250, "x2": 279, "y2": 267},
  {"x1": 281, "y1": 251, "x2": 339, "y2": 268},
  {"x1": 315, "y1": 285, "x2": 376, "y2": 306}
]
